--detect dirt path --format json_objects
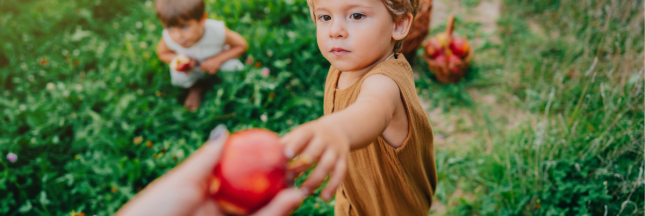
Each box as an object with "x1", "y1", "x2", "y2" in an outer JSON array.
[{"x1": 416, "y1": 0, "x2": 508, "y2": 215}]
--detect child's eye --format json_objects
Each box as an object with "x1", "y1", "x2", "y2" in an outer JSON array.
[
  {"x1": 319, "y1": 15, "x2": 331, "y2": 21},
  {"x1": 182, "y1": 25, "x2": 189, "y2": 29},
  {"x1": 350, "y1": 13, "x2": 365, "y2": 20}
]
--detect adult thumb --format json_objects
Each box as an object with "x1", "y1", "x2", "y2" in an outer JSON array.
[
  {"x1": 252, "y1": 188, "x2": 308, "y2": 216},
  {"x1": 172, "y1": 125, "x2": 229, "y2": 179}
]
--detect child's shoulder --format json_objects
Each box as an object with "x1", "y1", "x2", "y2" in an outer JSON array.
[
  {"x1": 376, "y1": 56, "x2": 413, "y2": 75},
  {"x1": 205, "y1": 18, "x2": 225, "y2": 28}
]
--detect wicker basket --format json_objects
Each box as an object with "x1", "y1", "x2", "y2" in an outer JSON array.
[
  {"x1": 400, "y1": 0, "x2": 432, "y2": 65},
  {"x1": 423, "y1": 15, "x2": 473, "y2": 84}
]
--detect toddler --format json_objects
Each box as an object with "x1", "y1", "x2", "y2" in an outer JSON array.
[
  {"x1": 281, "y1": 0, "x2": 437, "y2": 215},
  {"x1": 155, "y1": 0, "x2": 247, "y2": 110}
]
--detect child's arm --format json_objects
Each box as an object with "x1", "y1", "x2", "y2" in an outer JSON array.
[
  {"x1": 280, "y1": 74, "x2": 403, "y2": 200},
  {"x1": 157, "y1": 38, "x2": 197, "y2": 72},
  {"x1": 156, "y1": 38, "x2": 176, "y2": 63},
  {"x1": 200, "y1": 29, "x2": 248, "y2": 74}
]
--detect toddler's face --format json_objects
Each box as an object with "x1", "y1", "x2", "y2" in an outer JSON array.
[
  {"x1": 313, "y1": 0, "x2": 397, "y2": 72},
  {"x1": 165, "y1": 18, "x2": 205, "y2": 48}
]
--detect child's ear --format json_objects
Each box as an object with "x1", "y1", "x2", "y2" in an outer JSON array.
[
  {"x1": 392, "y1": 13, "x2": 414, "y2": 41},
  {"x1": 201, "y1": 12, "x2": 208, "y2": 23},
  {"x1": 309, "y1": 7, "x2": 316, "y2": 23}
]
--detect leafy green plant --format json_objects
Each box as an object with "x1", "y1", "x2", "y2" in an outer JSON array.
[
  {"x1": 0, "y1": 0, "x2": 332, "y2": 215},
  {"x1": 431, "y1": 0, "x2": 644, "y2": 215}
]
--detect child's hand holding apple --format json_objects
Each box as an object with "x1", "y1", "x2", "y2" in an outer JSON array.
[{"x1": 170, "y1": 54, "x2": 197, "y2": 73}]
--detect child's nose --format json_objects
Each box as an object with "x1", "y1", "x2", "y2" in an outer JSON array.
[
  {"x1": 329, "y1": 20, "x2": 348, "y2": 39},
  {"x1": 171, "y1": 31, "x2": 184, "y2": 41}
]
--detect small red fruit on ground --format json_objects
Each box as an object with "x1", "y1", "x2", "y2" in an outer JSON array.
[{"x1": 210, "y1": 129, "x2": 288, "y2": 215}]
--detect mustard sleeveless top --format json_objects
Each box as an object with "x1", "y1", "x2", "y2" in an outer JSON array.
[{"x1": 323, "y1": 56, "x2": 437, "y2": 216}]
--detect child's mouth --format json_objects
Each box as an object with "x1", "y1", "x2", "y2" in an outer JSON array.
[{"x1": 330, "y1": 48, "x2": 350, "y2": 56}]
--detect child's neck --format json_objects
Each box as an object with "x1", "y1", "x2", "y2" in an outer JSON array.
[
  {"x1": 337, "y1": 52, "x2": 395, "y2": 90},
  {"x1": 194, "y1": 27, "x2": 206, "y2": 45}
]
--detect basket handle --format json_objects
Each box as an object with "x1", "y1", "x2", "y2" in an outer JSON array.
[
  {"x1": 446, "y1": 15, "x2": 455, "y2": 37},
  {"x1": 444, "y1": 15, "x2": 455, "y2": 65}
]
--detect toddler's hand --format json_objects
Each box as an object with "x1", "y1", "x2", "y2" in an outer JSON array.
[
  {"x1": 180, "y1": 58, "x2": 198, "y2": 74},
  {"x1": 280, "y1": 120, "x2": 349, "y2": 201},
  {"x1": 171, "y1": 55, "x2": 197, "y2": 74},
  {"x1": 201, "y1": 57, "x2": 223, "y2": 75}
]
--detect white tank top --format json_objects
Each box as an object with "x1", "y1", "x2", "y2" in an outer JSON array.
[{"x1": 162, "y1": 19, "x2": 227, "y2": 62}]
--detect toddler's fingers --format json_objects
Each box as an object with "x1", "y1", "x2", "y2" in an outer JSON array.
[
  {"x1": 321, "y1": 159, "x2": 347, "y2": 201},
  {"x1": 287, "y1": 137, "x2": 325, "y2": 171},
  {"x1": 280, "y1": 127, "x2": 314, "y2": 159},
  {"x1": 287, "y1": 162, "x2": 310, "y2": 176},
  {"x1": 300, "y1": 149, "x2": 336, "y2": 192}
]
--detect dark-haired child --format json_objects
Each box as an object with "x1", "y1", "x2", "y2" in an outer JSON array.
[{"x1": 155, "y1": 0, "x2": 247, "y2": 110}]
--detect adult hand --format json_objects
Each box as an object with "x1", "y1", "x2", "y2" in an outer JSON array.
[{"x1": 116, "y1": 125, "x2": 307, "y2": 216}]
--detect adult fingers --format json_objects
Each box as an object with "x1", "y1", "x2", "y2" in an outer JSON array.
[
  {"x1": 280, "y1": 126, "x2": 314, "y2": 160},
  {"x1": 300, "y1": 149, "x2": 336, "y2": 192},
  {"x1": 252, "y1": 188, "x2": 308, "y2": 216},
  {"x1": 170, "y1": 125, "x2": 229, "y2": 181},
  {"x1": 191, "y1": 200, "x2": 225, "y2": 216},
  {"x1": 320, "y1": 159, "x2": 346, "y2": 201}
]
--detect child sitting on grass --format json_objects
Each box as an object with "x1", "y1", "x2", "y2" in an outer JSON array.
[
  {"x1": 155, "y1": 0, "x2": 247, "y2": 111},
  {"x1": 281, "y1": 0, "x2": 437, "y2": 215}
]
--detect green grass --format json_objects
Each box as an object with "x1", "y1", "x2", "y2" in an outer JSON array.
[
  {"x1": 1, "y1": 0, "x2": 333, "y2": 215},
  {"x1": 424, "y1": 0, "x2": 644, "y2": 215},
  {"x1": 0, "y1": 0, "x2": 643, "y2": 215}
]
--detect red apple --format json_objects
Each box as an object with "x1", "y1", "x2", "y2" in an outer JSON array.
[
  {"x1": 448, "y1": 53, "x2": 463, "y2": 73},
  {"x1": 170, "y1": 54, "x2": 191, "y2": 72},
  {"x1": 209, "y1": 129, "x2": 288, "y2": 215},
  {"x1": 449, "y1": 37, "x2": 470, "y2": 58},
  {"x1": 425, "y1": 38, "x2": 443, "y2": 58},
  {"x1": 433, "y1": 53, "x2": 447, "y2": 64}
]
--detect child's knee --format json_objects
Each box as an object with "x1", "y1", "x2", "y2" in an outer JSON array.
[
  {"x1": 220, "y1": 59, "x2": 244, "y2": 71},
  {"x1": 170, "y1": 71, "x2": 202, "y2": 88}
]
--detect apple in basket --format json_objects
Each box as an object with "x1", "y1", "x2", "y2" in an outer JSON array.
[
  {"x1": 209, "y1": 129, "x2": 288, "y2": 215},
  {"x1": 425, "y1": 38, "x2": 443, "y2": 58},
  {"x1": 447, "y1": 52, "x2": 464, "y2": 73},
  {"x1": 449, "y1": 37, "x2": 470, "y2": 58}
]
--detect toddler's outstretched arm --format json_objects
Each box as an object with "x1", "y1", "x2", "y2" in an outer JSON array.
[{"x1": 281, "y1": 74, "x2": 403, "y2": 200}]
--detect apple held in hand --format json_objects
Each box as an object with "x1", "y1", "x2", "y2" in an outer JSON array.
[
  {"x1": 209, "y1": 129, "x2": 288, "y2": 215},
  {"x1": 170, "y1": 54, "x2": 192, "y2": 72}
]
